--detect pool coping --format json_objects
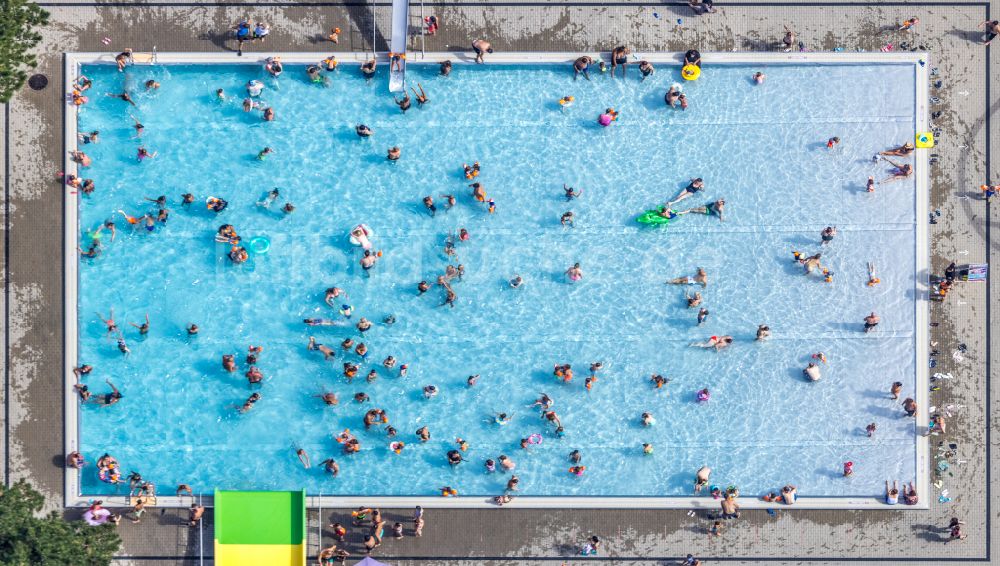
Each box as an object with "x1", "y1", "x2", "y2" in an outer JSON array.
[{"x1": 63, "y1": 50, "x2": 930, "y2": 510}]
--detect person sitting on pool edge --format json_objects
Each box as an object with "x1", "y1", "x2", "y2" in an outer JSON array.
[
  {"x1": 684, "y1": 49, "x2": 702, "y2": 67},
  {"x1": 611, "y1": 46, "x2": 630, "y2": 78}
]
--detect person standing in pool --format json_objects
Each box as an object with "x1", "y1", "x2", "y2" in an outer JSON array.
[
  {"x1": 864, "y1": 311, "x2": 880, "y2": 332},
  {"x1": 611, "y1": 46, "x2": 630, "y2": 78},
  {"x1": 639, "y1": 60, "x2": 655, "y2": 80},
  {"x1": 694, "y1": 465, "x2": 711, "y2": 494},
  {"x1": 749, "y1": 323, "x2": 769, "y2": 340},
  {"x1": 440, "y1": 60, "x2": 452, "y2": 76},
  {"x1": 820, "y1": 226, "x2": 837, "y2": 245},
  {"x1": 472, "y1": 39, "x2": 493, "y2": 63},
  {"x1": 573, "y1": 56, "x2": 594, "y2": 80}
]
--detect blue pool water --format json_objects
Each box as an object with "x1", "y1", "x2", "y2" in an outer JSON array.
[{"x1": 75, "y1": 61, "x2": 920, "y2": 498}]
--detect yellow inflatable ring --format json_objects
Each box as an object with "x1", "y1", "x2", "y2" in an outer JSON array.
[{"x1": 681, "y1": 64, "x2": 701, "y2": 81}]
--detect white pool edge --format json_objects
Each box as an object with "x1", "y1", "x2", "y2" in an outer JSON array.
[{"x1": 63, "y1": 51, "x2": 930, "y2": 510}]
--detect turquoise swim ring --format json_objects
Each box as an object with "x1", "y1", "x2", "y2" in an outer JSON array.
[{"x1": 248, "y1": 236, "x2": 270, "y2": 254}]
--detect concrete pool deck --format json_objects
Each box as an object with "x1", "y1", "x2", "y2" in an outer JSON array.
[{"x1": 2, "y1": 0, "x2": 998, "y2": 564}]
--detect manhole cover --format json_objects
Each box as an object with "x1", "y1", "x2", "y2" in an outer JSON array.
[{"x1": 28, "y1": 74, "x2": 48, "y2": 90}]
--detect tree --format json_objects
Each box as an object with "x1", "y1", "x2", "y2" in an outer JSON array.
[
  {"x1": 0, "y1": 480, "x2": 121, "y2": 565},
  {"x1": 0, "y1": 0, "x2": 49, "y2": 102}
]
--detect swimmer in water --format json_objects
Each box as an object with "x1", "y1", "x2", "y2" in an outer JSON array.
[
  {"x1": 697, "y1": 308, "x2": 709, "y2": 325},
  {"x1": 800, "y1": 253, "x2": 822, "y2": 274},
  {"x1": 387, "y1": 146, "x2": 401, "y2": 161},
  {"x1": 666, "y1": 177, "x2": 705, "y2": 207},
  {"x1": 565, "y1": 263, "x2": 583, "y2": 282},
  {"x1": 755, "y1": 325, "x2": 771, "y2": 341},
  {"x1": 694, "y1": 465, "x2": 711, "y2": 494},
  {"x1": 880, "y1": 157, "x2": 913, "y2": 183},
  {"x1": 753, "y1": 72, "x2": 766, "y2": 84},
  {"x1": 106, "y1": 90, "x2": 137, "y2": 107},
  {"x1": 315, "y1": 392, "x2": 339, "y2": 406},
  {"x1": 880, "y1": 142, "x2": 915, "y2": 157},
  {"x1": 296, "y1": 448, "x2": 311, "y2": 469},
  {"x1": 867, "y1": 176, "x2": 876, "y2": 193},
  {"x1": 820, "y1": 226, "x2": 837, "y2": 245},
  {"x1": 440, "y1": 194, "x2": 456, "y2": 209},
  {"x1": 470, "y1": 182, "x2": 486, "y2": 202},
  {"x1": 803, "y1": 362, "x2": 821, "y2": 381},
  {"x1": 686, "y1": 290, "x2": 702, "y2": 308},
  {"x1": 356, "y1": 124, "x2": 373, "y2": 138},
  {"x1": 573, "y1": 56, "x2": 594, "y2": 80},
  {"x1": 682, "y1": 199, "x2": 725, "y2": 221},
  {"x1": 308, "y1": 336, "x2": 336, "y2": 360},
  {"x1": 411, "y1": 83, "x2": 429, "y2": 105},
  {"x1": 97, "y1": 309, "x2": 118, "y2": 336},
  {"x1": 668, "y1": 267, "x2": 708, "y2": 287},
  {"x1": 561, "y1": 211, "x2": 575, "y2": 227},
  {"x1": 440, "y1": 60, "x2": 452, "y2": 76},
  {"x1": 423, "y1": 196, "x2": 437, "y2": 217},
  {"x1": 91, "y1": 379, "x2": 122, "y2": 406},
  {"x1": 533, "y1": 393, "x2": 554, "y2": 410},
  {"x1": 70, "y1": 150, "x2": 92, "y2": 167},
  {"x1": 238, "y1": 392, "x2": 261, "y2": 413},
  {"x1": 692, "y1": 335, "x2": 733, "y2": 351},
  {"x1": 467, "y1": 374, "x2": 479, "y2": 386},
  {"x1": 509, "y1": 274, "x2": 524, "y2": 288},
  {"x1": 128, "y1": 313, "x2": 150, "y2": 335},
  {"x1": 564, "y1": 184, "x2": 582, "y2": 200}
]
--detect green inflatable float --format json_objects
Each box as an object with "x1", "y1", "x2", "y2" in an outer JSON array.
[{"x1": 636, "y1": 207, "x2": 676, "y2": 225}]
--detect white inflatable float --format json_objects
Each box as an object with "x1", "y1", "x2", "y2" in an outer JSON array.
[{"x1": 349, "y1": 224, "x2": 374, "y2": 250}]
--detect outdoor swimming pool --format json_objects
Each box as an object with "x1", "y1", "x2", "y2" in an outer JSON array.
[{"x1": 71, "y1": 57, "x2": 924, "y2": 500}]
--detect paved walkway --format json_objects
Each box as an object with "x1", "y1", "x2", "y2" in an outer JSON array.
[{"x1": 1, "y1": 1, "x2": 998, "y2": 564}]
